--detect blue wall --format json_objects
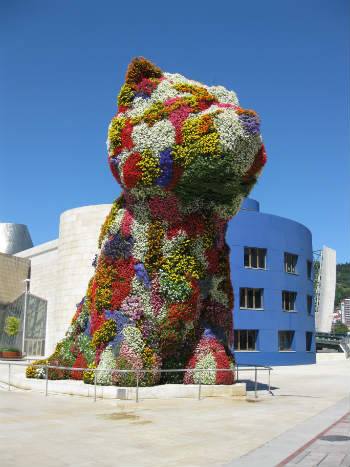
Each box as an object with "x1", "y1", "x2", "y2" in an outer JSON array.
[{"x1": 227, "y1": 199, "x2": 316, "y2": 366}]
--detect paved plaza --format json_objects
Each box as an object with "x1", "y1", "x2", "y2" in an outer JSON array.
[{"x1": 0, "y1": 354, "x2": 349, "y2": 467}]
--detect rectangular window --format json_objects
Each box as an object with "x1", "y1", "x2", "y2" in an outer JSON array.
[
  {"x1": 240, "y1": 288, "x2": 264, "y2": 309},
  {"x1": 282, "y1": 291, "x2": 297, "y2": 311},
  {"x1": 244, "y1": 247, "x2": 267, "y2": 269},
  {"x1": 307, "y1": 295, "x2": 313, "y2": 314},
  {"x1": 279, "y1": 331, "x2": 294, "y2": 351},
  {"x1": 284, "y1": 253, "x2": 298, "y2": 274},
  {"x1": 306, "y1": 332, "x2": 313, "y2": 351},
  {"x1": 234, "y1": 330, "x2": 258, "y2": 351},
  {"x1": 307, "y1": 261, "x2": 312, "y2": 279}
]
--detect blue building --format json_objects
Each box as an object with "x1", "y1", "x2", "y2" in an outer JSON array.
[{"x1": 228, "y1": 198, "x2": 315, "y2": 366}]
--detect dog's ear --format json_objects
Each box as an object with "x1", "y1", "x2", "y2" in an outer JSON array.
[{"x1": 125, "y1": 57, "x2": 163, "y2": 85}]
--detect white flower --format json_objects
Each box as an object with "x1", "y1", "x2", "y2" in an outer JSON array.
[
  {"x1": 132, "y1": 120, "x2": 175, "y2": 155},
  {"x1": 97, "y1": 346, "x2": 116, "y2": 385},
  {"x1": 209, "y1": 276, "x2": 229, "y2": 306},
  {"x1": 193, "y1": 353, "x2": 217, "y2": 384},
  {"x1": 123, "y1": 326, "x2": 145, "y2": 354},
  {"x1": 209, "y1": 85, "x2": 239, "y2": 106},
  {"x1": 108, "y1": 208, "x2": 125, "y2": 235}
]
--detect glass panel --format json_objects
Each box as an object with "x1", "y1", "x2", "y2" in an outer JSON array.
[
  {"x1": 240, "y1": 330, "x2": 247, "y2": 350},
  {"x1": 306, "y1": 332, "x2": 312, "y2": 351},
  {"x1": 247, "y1": 289, "x2": 254, "y2": 308},
  {"x1": 307, "y1": 296, "x2": 312, "y2": 314},
  {"x1": 251, "y1": 249, "x2": 257, "y2": 268},
  {"x1": 258, "y1": 249, "x2": 266, "y2": 268},
  {"x1": 248, "y1": 330, "x2": 257, "y2": 350},
  {"x1": 0, "y1": 293, "x2": 47, "y2": 356},
  {"x1": 240, "y1": 288, "x2": 246, "y2": 308},
  {"x1": 234, "y1": 330, "x2": 239, "y2": 350},
  {"x1": 244, "y1": 248, "x2": 250, "y2": 267},
  {"x1": 279, "y1": 332, "x2": 286, "y2": 350},
  {"x1": 290, "y1": 293, "x2": 296, "y2": 311},
  {"x1": 307, "y1": 261, "x2": 312, "y2": 279},
  {"x1": 255, "y1": 289, "x2": 262, "y2": 308},
  {"x1": 286, "y1": 332, "x2": 293, "y2": 349}
]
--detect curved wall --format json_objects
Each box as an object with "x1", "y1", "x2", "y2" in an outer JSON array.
[
  {"x1": 0, "y1": 223, "x2": 33, "y2": 255},
  {"x1": 227, "y1": 201, "x2": 315, "y2": 365},
  {"x1": 52, "y1": 204, "x2": 112, "y2": 351}
]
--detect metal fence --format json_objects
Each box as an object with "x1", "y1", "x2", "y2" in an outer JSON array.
[{"x1": 1, "y1": 361, "x2": 273, "y2": 402}]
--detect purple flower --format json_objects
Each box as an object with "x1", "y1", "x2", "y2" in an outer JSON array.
[
  {"x1": 106, "y1": 310, "x2": 132, "y2": 347},
  {"x1": 237, "y1": 113, "x2": 260, "y2": 135},
  {"x1": 84, "y1": 316, "x2": 92, "y2": 338},
  {"x1": 203, "y1": 327, "x2": 216, "y2": 339},
  {"x1": 92, "y1": 255, "x2": 98, "y2": 268},
  {"x1": 110, "y1": 156, "x2": 119, "y2": 170},
  {"x1": 134, "y1": 263, "x2": 150, "y2": 289},
  {"x1": 156, "y1": 148, "x2": 173, "y2": 187},
  {"x1": 104, "y1": 233, "x2": 134, "y2": 260},
  {"x1": 134, "y1": 92, "x2": 151, "y2": 99}
]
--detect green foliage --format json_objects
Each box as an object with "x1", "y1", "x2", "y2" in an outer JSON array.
[
  {"x1": 335, "y1": 263, "x2": 350, "y2": 308},
  {"x1": 58, "y1": 339, "x2": 75, "y2": 366},
  {"x1": 4, "y1": 316, "x2": 20, "y2": 336},
  {"x1": 333, "y1": 323, "x2": 349, "y2": 334},
  {"x1": 0, "y1": 346, "x2": 20, "y2": 352},
  {"x1": 113, "y1": 356, "x2": 137, "y2": 386},
  {"x1": 77, "y1": 334, "x2": 95, "y2": 365}
]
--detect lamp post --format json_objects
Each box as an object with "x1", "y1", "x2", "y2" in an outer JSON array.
[{"x1": 21, "y1": 279, "x2": 30, "y2": 357}]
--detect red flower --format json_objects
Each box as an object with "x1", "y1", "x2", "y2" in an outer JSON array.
[
  {"x1": 123, "y1": 152, "x2": 143, "y2": 189},
  {"x1": 214, "y1": 351, "x2": 233, "y2": 384},
  {"x1": 72, "y1": 354, "x2": 88, "y2": 380},
  {"x1": 241, "y1": 143, "x2": 267, "y2": 183},
  {"x1": 113, "y1": 119, "x2": 135, "y2": 155}
]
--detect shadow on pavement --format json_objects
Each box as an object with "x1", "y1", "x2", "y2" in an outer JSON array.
[{"x1": 238, "y1": 378, "x2": 279, "y2": 392}]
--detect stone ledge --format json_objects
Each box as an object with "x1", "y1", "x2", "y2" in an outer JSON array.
[{"x1": 1, "y1": 370, "x2": 246, "y2": 400}]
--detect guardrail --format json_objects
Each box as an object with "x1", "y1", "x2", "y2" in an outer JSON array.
[{"x1": 0, "y1": 361, "x2": 273, "y2": 402}]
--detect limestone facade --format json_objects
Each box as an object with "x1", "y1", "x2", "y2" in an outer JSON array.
[
  {"x1": 16, "y1": 204, "x2": 112, "y2": 354},
  {"x1": 0, "y1": 253, "x2": 30, "y2": 304}
]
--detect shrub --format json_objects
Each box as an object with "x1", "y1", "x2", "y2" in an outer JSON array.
[{"x1": 5, "y1": 316, "x2": 20, "y2": 336}]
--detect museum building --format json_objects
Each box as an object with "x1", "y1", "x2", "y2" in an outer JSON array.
[{"x1": 0, "y1": 198, "x2": 315, "y2": 365}]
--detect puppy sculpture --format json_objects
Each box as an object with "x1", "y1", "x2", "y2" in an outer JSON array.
[{"x1": 28, "y1": 58, "x2": 266, "y2": 386}]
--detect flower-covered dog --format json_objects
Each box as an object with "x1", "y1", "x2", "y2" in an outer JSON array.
[{"x1": 27, "y1": 58, "x2": 266, "y2": 385}]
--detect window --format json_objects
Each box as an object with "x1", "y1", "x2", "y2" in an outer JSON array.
[
  {"x1": 282, "y1": 291, "x2": 297, "y2": 311},
  {"x1": 284, "y1": 253, "x2": 298, "y2": 274},
  {"x1": 240, "y1": 288, "x2": 263, "y2": 309},
  {"x1": 234, "y1": 330, "x2": 258, "y2": 351},
  {"x1": 307, "y1": 295, "x2": 313, "y2": 314},
  {"x1": 279, "y1": 331, "x2": 294, "y2": 351},
  {"x1": 244, "y1": 247, "x2": 267, "y2": 269},
  {"x1": 307, "y1": 261, "x2": 312, "y2": 279},
  {"x1": 306, "y1": 332, "x2": 313, "y2": 351}
]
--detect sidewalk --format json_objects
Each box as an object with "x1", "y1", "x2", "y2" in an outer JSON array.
[
  {"x1": 0, "y1": 353, "x2": 349, "y2": 467},
  {"x1": 226, "y1": 397, "x2": 349, "y2": 467}
]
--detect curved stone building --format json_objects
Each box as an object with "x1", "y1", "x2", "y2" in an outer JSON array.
[
  {"x1": 227, "y1": 198, "x2": 315, "y2": 365},
  {"x1": 16, "y1": 205, "x2": 112, "y2": 353}
]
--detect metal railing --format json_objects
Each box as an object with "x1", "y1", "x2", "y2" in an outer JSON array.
[{"x1": 1, "y1": 361, "x2": 273, "y2": 402}]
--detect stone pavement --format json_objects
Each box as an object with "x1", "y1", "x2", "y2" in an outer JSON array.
[
  {"x1": 226, "y1": 397, "x2": 349, "y2": 467},
  {"x1": 281, "y1": 412, "x2": 349, "y2": 467},
  {"x1": 0, "y1": 353, "x2": 349, "y2": 467}
]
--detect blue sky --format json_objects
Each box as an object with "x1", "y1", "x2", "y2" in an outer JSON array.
[{"x1": 1, "y1": 0, "x2": 349, "y2": 263}]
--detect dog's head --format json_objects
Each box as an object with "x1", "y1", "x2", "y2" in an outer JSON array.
[{"x1": 107, "y1": 58, "x2": 266, "y2": 219}]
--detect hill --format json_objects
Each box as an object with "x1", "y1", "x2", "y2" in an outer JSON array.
[{"x1": 335, "y1": 263, "x2": 350, "y2": 308}]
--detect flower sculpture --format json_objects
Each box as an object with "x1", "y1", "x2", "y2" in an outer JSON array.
[{"x1": 27, "y1": 58, "x2": 266, "y2": 386}]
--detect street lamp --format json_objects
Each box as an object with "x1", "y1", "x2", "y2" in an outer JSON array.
[{"x1": 21, "y1": 279, "x2": 30, "y2": 357}]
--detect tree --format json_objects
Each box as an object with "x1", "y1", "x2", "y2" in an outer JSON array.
[
  {"x1": 334, "y1": 263, "x2": 350, "y2": 308},
  {"x1": 4, "y1": 316, "x2": 20, "y2": 336},
  {"x1": 333, "y1": 323, "x2": 349, "y2": 335}
]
